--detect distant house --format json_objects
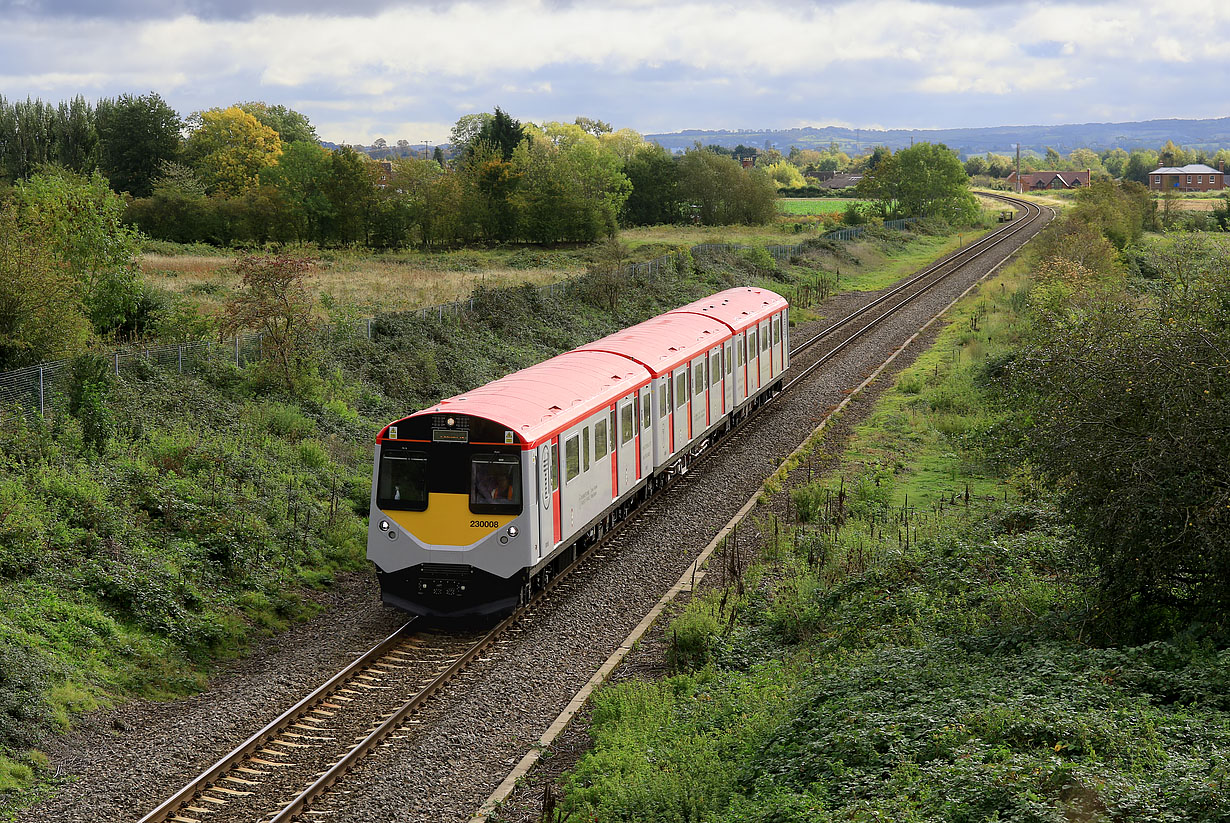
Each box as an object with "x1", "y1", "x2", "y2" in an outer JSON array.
[
  {"x1": 1007, "y1": 170, "x2": 1091, "y2": 191},
  {"x1": 1148, "y1": 162, "x2": 1225, "y2": 192}
]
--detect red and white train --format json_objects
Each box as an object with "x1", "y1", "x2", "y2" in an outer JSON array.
[{"x1": 368, "y1": 287, "x2": 789, "y2": 617}]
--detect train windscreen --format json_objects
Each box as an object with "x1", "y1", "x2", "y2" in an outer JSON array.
[
  {"x1": 377, "y1": 448, "x2": 429, "y2": 511},
  {"x1": 470, "y1": 453, "x2": 522, "y2": 514}
]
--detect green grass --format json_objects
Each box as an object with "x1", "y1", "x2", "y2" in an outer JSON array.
[
  {"x1": 551, "y1": 255, "x2": 1230, "y2": 822},
  {"x1": 776, "y1": 198, "x2": 867, "y2": 215}
]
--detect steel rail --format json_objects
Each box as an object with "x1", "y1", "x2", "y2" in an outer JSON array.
[
  {"x1": 135, "y1": 620, "x2": 417, "y2": 823},
  {"x1": 783, "y1": 195, "x2": 1044, "y2": 390},
  {"x1": 787, "y1": 193, "x2": 1040, "y2": 361}
]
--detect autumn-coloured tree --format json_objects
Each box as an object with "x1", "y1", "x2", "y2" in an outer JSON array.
[
  {"x1": 221, "y1": 255, "x2": 318, "y2": 394},
  {"x1": 183, "y1": 106, "x2": 283, "y2": 196}
]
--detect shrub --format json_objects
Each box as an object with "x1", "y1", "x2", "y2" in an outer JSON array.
[{"x1": 667, "y1": 598, "x2": 723, "y2": 670}]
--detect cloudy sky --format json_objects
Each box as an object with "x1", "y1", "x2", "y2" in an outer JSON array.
[{"x1": 2, "y1": 0, "x2": 1228, "y2": 145}]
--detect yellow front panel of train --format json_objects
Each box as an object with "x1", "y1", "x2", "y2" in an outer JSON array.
[{"x1": 384, "y1": 493, "x2": 516, "y2": 547}]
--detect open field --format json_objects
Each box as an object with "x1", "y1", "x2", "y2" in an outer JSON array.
[
  {"x1": 141, "y1": 211, "x2": 997, "y2": 320},
  {"x1": 776, "y1": 198, "x2": 868, "y2": 215},
  {"x1": 142, "y1": 253, "x2": 580, "y2": 317},
  {"x1": 1156, "y1": 194, "x2": 1228, "y2": 211}
]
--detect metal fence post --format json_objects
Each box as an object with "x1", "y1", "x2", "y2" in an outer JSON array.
[
  {"x1": 235, "y1": 336, "x2": 240, "y2": 367},
  {"x1": 178, "y1": 345, "x2": 183, "y2": 374},
  {"x1": 367, "y1": 319, "x2": 372, "y2": 339},
  {"x1": 38, "y1": 366, "x2": 44, "y2": 415},
  {"x1": 114, "y1": 352, "x2": 120, "y2": 377}
]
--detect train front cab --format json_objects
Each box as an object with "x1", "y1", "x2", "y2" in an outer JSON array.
[{"x1": 368, "y1": 414, "x2": 535, "y2": 618}]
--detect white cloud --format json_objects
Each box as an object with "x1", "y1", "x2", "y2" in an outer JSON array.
[{"x1": 1, "y1": 0, "x2": 1229, "y2": 142}]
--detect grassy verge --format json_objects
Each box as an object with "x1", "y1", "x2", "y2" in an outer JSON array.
[{"x1": 553, "y1": 258, "x2": 1230, "y2": 821}]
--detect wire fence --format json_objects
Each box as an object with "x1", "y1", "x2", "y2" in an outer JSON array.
[{"x1": 0, "y1": 218, "x2": 916, "y2": 417}]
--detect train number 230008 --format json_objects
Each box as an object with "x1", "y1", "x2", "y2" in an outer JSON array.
[{"x1": 470, "y1": 519, "x2": 500, "y2": 528}]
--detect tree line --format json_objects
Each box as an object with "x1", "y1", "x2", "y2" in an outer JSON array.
[
  {"x1": 0, "y1": 95, "x2": 778, "y2": 249},
  {"x1": 963, "y1": 140, "x2": 1230, "y2": 183}
]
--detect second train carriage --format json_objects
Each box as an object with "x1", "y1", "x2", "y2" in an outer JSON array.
[{"x1": 368, "y1": 287, "x2": 790, "y2": 617}]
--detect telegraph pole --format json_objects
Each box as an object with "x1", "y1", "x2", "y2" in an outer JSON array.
[{"x1": 1015, "y1": 143, "x2": 1021, "y2": 193}]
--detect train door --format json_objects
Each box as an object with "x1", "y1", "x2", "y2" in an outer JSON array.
[
  {"x1": 537, "y1": 440, "x2": 560, "y2": 557},
  {"x1": 639, "y1": 386, "x2": 652, "y2": 479},
  {"x1": 782, "y1": 308, "x2": 790, "y2": 370},
  {"x1": 618, "y1": 397, "x2": 636, "y2": 492},
  {"x1": 735, "y1": 332, "x2": 746, "y2": 404},
  {"x1": 772, "y1": 314, "x2": 783, "y2": 376},
  {"x1": 724, "y1": 340, "x2": 734, "y2": 412},
  {"x1": 759, "y1": 320, "x2": 770, "y2": 387},
  {"x1": 659, "y1": 378, "x2": 669, "y2": 467},
  {"x1": 672, "y1": 368, "x2": 688, "y2": 455},
  {"x1": 691, "y1": 357, "x2": 705, "y2": 437},
  {"x1": 708, "y1": 348, "x2": 721, "y2": 422},
  {"x1": 748, "y1": 327, "x2": 759, "y2": 393}
]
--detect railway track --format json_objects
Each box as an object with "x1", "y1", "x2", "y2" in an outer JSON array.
[{"x1": 136, "y1": 193, "x2": 1049, "y2": 823}]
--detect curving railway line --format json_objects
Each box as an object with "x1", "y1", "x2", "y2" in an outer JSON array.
[{"x1": 135, "y1": 193, "x2": 1049, "y2": 823}]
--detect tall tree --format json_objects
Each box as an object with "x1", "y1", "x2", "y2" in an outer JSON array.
[
  {"x1": 449, "y1": 112, "x2": 494, "y2": 157},
  {"x1": 14, "y1": 169, "x2": 144, "y2": 334},
  {"x1": 477, "y1": 107, "x2": 526, "y2": 161},
  {"x1": 622, "y1": 143, "x2": 680, "y2": 226},
  {"x1": 259, "y1": 141, "x2": 334, "y2": 243},
  {"x1": 235, "y1": 101, "x2": 318, "y2": 144},
  {"x1": 183, "y1": 106, "x2": 283, "y2": 195},
  {"x1": 0, "y1": 202, "x2": 94, "y2": 369},
  {"x1": 858, "y1": 143, "x2": 978, "y2": 223},
  {"x1": 96, "y1": 92, "x2": 182, "y2": 197}
]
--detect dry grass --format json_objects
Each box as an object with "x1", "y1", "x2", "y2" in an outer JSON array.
[
  {"x1": 142, "y1": 253, "x2": 582, "y2": 316},
  {"x1": 1163, "y1": 198, "x2": 1225, "y2": 211}
]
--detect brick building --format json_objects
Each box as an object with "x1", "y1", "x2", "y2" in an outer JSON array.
[
  {"x1": 1006, "y1": 170, "x2": 1091, "y2": 191},
  {"x1": 1148, "y1": 162, "x2": 1225, "y2": 192}
]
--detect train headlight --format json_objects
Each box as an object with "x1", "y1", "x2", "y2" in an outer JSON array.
[
  {"x1": 507, "y1": 525, "x2": 519, "y2": 538},
  {"x1": 378, "y1": 520, "x2": 390, "y2": 531}
]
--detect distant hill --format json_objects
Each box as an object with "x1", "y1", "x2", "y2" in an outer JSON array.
[{"x1": 645, "y1": 116, "x2": 1230, "y2": 157}]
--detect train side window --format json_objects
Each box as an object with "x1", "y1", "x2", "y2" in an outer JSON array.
[
  {"x1": 694, "y1": 361, "x2": 704, "y2": 395},
  {"x1": 762, "y1": 325, "x2": 770, "y2": 351},
  {"x1": 641, "y1": 394, "x2": 651, "y2": 429},
  {"x1": 749, "y1": 329, "x2": 757, "y2": 356},
  {"x1": 583, "y1": 426, "x2": 591, "y2": 471},
  {"x1": 736, "y1": 337, "x2": 743, "y2": 365},
  {"x1": 675, "y1": 372, "x2": 687, "y2": 409},
  {"x1": 610, "y1": 410, "x2": 616, "y2": 450},
  {"x1": 621, "y1": 403, "x2": 634, "y2": 444},
  {"x1": 551, "y1": 442, "x2": 560, "y2": 491},
  {"x1": 726, "y1": 347, "x2": 732, "y2": 375},
  {"x1": 594, "y1": 419, "x2": 608, "y2": 460},
  {"x1": 660, "y1": 384, "x2": 668, "y2": 416},
  {"x1": 470, "y1": 453, "x2": 522, "y2": 514},
  {"x1": 711, "y1": 352, "x2": 720, "y2": 386},
  {"x1": 376, "y1": 448, "x2": 428, "y2": 512},
  {"x1": 565, "y1": 436, "x2": 580, "y2": 482},
  {"x1": 774, "y1": 317, "x2": 781, "y2": 345}
]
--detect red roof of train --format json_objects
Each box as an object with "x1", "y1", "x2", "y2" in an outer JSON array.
[
  {"x1": 395, "y1": 287, "x2": 787, "y2": 446},
  {"x1": 412, "y1": 350, "x2": 649, "y2": 446},
  {"x1": 669, "y1": 287, "x2": 789, "y2": 331},
  {"x1": 576, "y1": 312, "x2": 731, "y2": 377}
]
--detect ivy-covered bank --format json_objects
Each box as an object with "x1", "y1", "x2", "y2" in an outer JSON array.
[
  {"x1": 0, "y1": 222, "x2": 979, "y2": 808},
  {"x1": 555, "y1": 252, "x2": 1230, "y2": 821}
]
